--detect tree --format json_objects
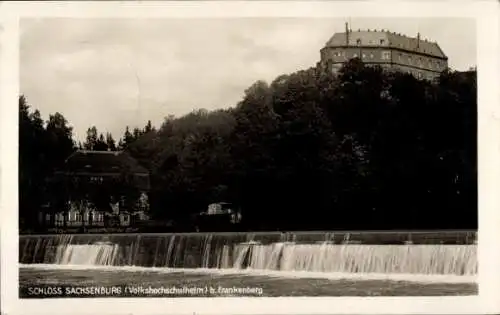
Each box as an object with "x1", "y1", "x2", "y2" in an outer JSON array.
[
  {"x1": 19, "y1": 95, "x2": 76, "y2": 231},
  {"x1": 106, "y1": 133, "x2": 117, "y2": 151},
  {"x1": 144, "y1": 120, "x2": 154, "y2": 133},
  {"x1": 19, "y1": 95, "x2": 47, "y2": 230},
  {"x1": 83, "y1": 127, "x2": 98, "y2": 151},
  {"x1": 94, "y1": 133, "x2": 108, "y2": 151},
  {"x1": 123, "y1": 126, "x2": 134, "y2": 147},
  {"x1": 117, "y1": 138, "x2": 125, "y2": 150},
  {"x1": 44, "y1": 112, "x2": 76, "y2": 223},
  {"x1": 45, "y1": 112, "x2": 75, "y2": 166},
  {"x1": 132, "y1": 127, "x2": 143, "y2": 140}
]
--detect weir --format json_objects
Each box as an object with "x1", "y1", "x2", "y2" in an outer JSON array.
[{"x1": 19, "y1": 231, "x2": 477, "y2": 276}]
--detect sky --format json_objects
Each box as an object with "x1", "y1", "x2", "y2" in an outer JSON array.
[{"x1": 20, "y1": 18, "x2": 476, "y2": 142}]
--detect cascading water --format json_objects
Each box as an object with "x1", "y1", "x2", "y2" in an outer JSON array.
[
  {"x1": 19, "y1": 231, "x2": 478, "y2": 278},
  {"x1": 55, "y1": 243, "x2": 119, "y2": 265}
]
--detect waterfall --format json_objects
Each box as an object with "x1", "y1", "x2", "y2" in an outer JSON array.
[
  {"x1": 238, "y1": 242, "x2": 285, "y2": 270},
  {"x1": 19, "y1": 231, "x2": 477, "y2": 276},
  {"x1": 201, "y1": 234, "x2": 212, "y2": 268},
  {"x1": 55, "y1": 244, "x2": 119, "y2": 265},
  {"x1": 233, "y1": 243, "x2": 251, "y2": 268},
  {"x1": 220, "y1": 245, "x2": 231, "y2": 269},
  {"x1": 278, "y1": 244, "x2": 476, "y2": 275}
]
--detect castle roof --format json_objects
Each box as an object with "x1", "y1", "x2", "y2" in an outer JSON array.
[{"x1": 324, "y1": 29, "x2": 447, "y2": 59}]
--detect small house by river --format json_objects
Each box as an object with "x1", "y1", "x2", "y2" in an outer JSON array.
[{"x1": 42, "y1": 150, "x2": 150, "y2": 230}]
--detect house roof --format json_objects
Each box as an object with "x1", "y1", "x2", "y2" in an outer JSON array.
[
  {"x1": 62, "y1": 150, "x2": 149, "y2": 175},
  {"x1": 324, "y1": 29, "x2": 447, "y2": 59}
]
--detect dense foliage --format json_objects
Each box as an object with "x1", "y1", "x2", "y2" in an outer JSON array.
[{"x1": 19, "y1": 59, "x2": 477, "y2": 231}]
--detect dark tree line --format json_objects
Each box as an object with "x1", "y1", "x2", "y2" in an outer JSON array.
[
  {"x1": 19, "y1": 95, "x2": 75, "y2": 229},
  {"x1": 76, "y1": 121, "x2": 155, "y2": 151},
  {"x1": 19, "y1": 59, "x2": 477, "y2": 231}
]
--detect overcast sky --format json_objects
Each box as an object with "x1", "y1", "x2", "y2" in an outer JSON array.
[{"x1": 20, "y1": 18, "x2": 476, "y2": 142}]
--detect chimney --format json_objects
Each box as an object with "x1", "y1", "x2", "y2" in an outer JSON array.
[
  {"x1": 417, "y1": 32, "x2": 420, "y2": 48},
  {"x1": 345, "y1": 22, "x2": 349, "y2": 45}
]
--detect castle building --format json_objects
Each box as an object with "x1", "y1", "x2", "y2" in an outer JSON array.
[{"x1": 318, "y1": 23, "x2": 448, "y2": 81}]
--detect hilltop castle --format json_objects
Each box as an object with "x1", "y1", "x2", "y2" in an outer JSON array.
[{"x1": 318, "y1": 23, "x2": 448, "y2": 81}]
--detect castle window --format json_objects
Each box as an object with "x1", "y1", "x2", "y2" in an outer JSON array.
[
  {"x1": 362, "y1": 53, "x2": 367, "y2": 59},
  {"x1": 417, "y1": 72, "x2": 423, "y2": 79},
  {"x1": 356, "y1": 39, "x2": 361, "y2": 45},
  {"x1": 408, "y1": 56, "x2": 412, "y2": 64},
  {"x1": 381, "y1": 51, "x2": 390, "y2": 60},
  {"x1": 380, "y1": 39, "x2": 385, "y2": 45},
  {"x1": 370, "y1": 53, "x2": 374, "y2": 59},
  {"x1": 353, "y1": 53, "x2": 358, "y2": 58}
]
